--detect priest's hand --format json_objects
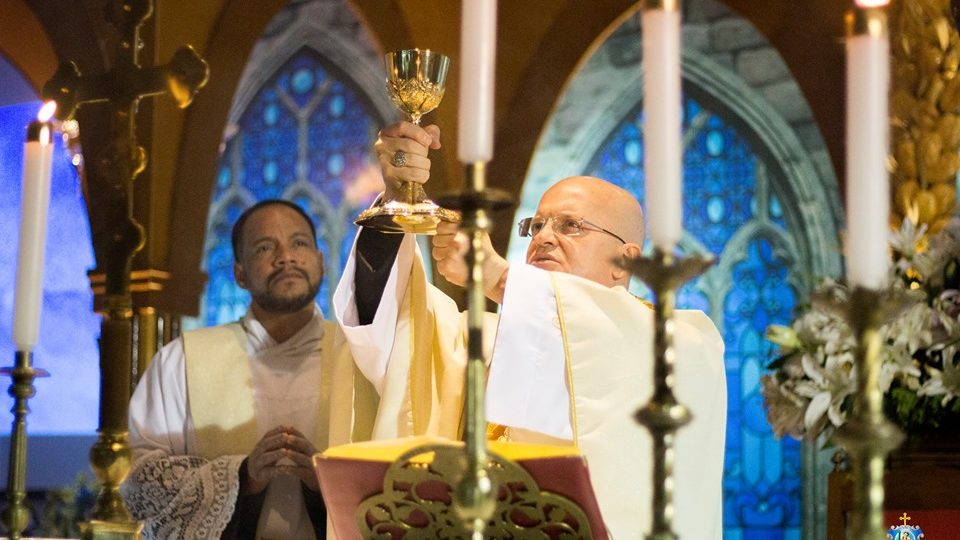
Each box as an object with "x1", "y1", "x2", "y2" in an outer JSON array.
[
  {"x1": 244, "y1": 426, "x2": 290, "y2": 494},
  {"x1": 375, "y1": 121, "x2": 441, "y2": 201},
  {"x1": 432, "y1": 221, "x2": 509, "y2": 304},
  {"x1": 275, "y1": 426, "x2": 321, "y2": 493}
]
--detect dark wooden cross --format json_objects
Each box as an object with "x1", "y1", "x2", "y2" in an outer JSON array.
[{"x1": 39, "y1": 0, "x2": 208, "y2": 534}]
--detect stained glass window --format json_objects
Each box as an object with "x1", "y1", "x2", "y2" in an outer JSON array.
[
  {"x1": 203, "y1": 48, "x2": 382, "y2": 325},
  {"x1": 588, "y1": 98, "x2": 802, "y2": 539}
]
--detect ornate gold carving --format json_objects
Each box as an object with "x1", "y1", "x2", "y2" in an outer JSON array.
[
  {"x1": 891, "y1": 0, "x2": 960, "y2": 233},
  {"x1": 356, "y1": 444, "x2": 592, "y2": 539}
]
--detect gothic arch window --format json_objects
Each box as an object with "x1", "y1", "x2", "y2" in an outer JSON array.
[
  {"x1": 201, "y1": 1, "x2": 391, "y2": 326},
  {"x1": 511, "y1": 5, "x2": 842, "y2": 538}
]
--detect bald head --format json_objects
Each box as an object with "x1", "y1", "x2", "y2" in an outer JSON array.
[
  {"x1": 526, "y1": 176, "x2": 644, "y2": 287},
  {"x1": 540, "y1": 177, "x2": 645, "y2": 244}
]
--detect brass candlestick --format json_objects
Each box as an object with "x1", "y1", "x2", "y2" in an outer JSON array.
[
  {"x1": 827, "y1": 287, "x2": 907, "y2": 540},
  {"x1": 2, "y1": 351, "x2": 49, "y2": 540},
  {"x1": 620, "y1": 249, "x2": 714, "y2": 540},
  {"x1": 443, "y1": 163, "x2": 512, "y2": 537},
  {"x1": 355, "y1": 49, "x2": 460, "y2": 234}
]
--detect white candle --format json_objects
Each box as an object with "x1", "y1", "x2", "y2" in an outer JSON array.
[
  {"x1": 845, "y1": 4, "x2": 889, "y2": 289},
  {"x1": 458, "y1": 0, "x2": 497, "y2": 165},
  {"x1": 13, "y1": 101, "x2": 57, "y2": 350},
  {"x1": 642, "y1": 2, "x2": 682, "y2": 252}
]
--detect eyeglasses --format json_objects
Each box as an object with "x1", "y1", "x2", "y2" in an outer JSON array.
[{"x1": 517, "y1": 215, "x2": 626, "y2": 244}]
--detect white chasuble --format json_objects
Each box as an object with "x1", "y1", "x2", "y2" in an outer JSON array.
[
  {"x1": 124, "y1": 309, "x2": 366, "y2": 540},
  {"x1": 488, "y1": 264, "x2": 727, "y2": 540}
]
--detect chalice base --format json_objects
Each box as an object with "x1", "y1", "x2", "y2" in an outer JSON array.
[{"x1": 355, "y1": 199, "x2": 461, "y2": 235}]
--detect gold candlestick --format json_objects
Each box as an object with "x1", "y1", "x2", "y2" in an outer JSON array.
[
  {"x1": 446, "y1": 163, "x2": 511, "y2": 537},
  {"x1": 828, "y1": 287, "x2": 907, "y2": 540},
  {"x1": 1, "y1": 351, "x2": 49, "y2": 540},
  {"x1": 620, "y1": 249, "x2": 714, "y2": 540}
]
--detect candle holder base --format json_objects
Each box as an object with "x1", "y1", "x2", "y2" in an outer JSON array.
[
  {"x1": 2, "y1": 352, "x2": 50, "y2": 540},
  {"x1": 81, "y1": 519, "x2": 143, "y2": 540}
]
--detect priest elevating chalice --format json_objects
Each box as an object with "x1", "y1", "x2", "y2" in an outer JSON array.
[{"x1": 355, "y1": 48, "x2": 460, "y2": 234}]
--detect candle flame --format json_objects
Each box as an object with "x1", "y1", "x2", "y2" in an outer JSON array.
[
  {"x1": 854, "y1": 0, "x2": 889, "y2": 7},
  {"x1": 37, "y1": 101, "x2": 57, "y2": 123},
  {"x1": 36, "y1": 125, "x2": 52, "y2": 145}
]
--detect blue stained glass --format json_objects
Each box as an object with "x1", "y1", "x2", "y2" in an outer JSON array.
[
  {"x1": 330, "y1": 94, "x2": 345, "y2": 117},
  {"x1": 707, "y1": 196, "x2": 725, "y2": 222},
  {"x1": 722, "y1": 238, "x2": 799, "y2": 536},
  {"x1": 706, "y1": 129, "x2": 725, "y2": 156},
  {"x1": 770, "y1": 192, "x2": 785, "y2": 226},
  {"x1": 264, "y1": 103, "x2": 280, "y2": 126},
  {"x1": 204, "y1": 48, "x2": 380, "y2": 323},
  {"x1": 217, "y1": 166, "x2": 231, "y2": 189},
  {"x1": 292, "y1": 68, "x2": 315, "y2": 94},
  {"x1": 307, "y1": 78, "x2": 373, "y2": 208},
  {"x1": 264, "y1": 161, "x2": 279, "y2": 184},
  {"x1": 624, "y1": 138, "x2": 641, "y2": 165},
  {"x1": 587, "y1": 96, "x2": 803, "y2": 538},
  {"x1": 328, "y1": 153, "x2": 344, "y2": 176}
]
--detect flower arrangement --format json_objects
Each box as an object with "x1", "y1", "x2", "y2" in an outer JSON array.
[{"x1": 762, "y1": 218, "x2": 960, "y2": 444}]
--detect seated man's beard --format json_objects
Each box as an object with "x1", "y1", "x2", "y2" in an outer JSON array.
[{"x1": 253, "y1": 278, "x2": 321, "y2": 313}]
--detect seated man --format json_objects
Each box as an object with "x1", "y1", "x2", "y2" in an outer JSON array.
[
  {"x1": 123, "y1": 200, "x2": 457, "y2": 539},
  {"x1": 334, "y1": 122, "x2": 727, "y2": 539}
]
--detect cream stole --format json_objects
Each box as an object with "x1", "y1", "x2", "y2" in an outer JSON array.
[
  {"x1": 548, "y1": 271, "x2": 725, "y2": 540},
  {"x1": 369, "y1": 250, "x2": 469, "y2": 441},
  {"x1": 183, "y1": 321, "x2": 348, "y2": 459}
]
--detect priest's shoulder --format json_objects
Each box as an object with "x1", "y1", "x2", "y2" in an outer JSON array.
[
  {"x1": 181, "y1": 321, "x2": 246, "y2": 342},
  {"x1": 180, "y1": 321, "x2": 247, "y2": 362},
  {"x1": 675, "y1": 309, "x2": 723, "y2": 352}
]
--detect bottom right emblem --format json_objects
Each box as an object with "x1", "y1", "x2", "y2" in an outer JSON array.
[{"x1": 888, "y1": 512, "x2": 926, "y2": 540}]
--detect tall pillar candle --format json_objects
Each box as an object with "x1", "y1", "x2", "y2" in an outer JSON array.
[
  {"x1": 642, "y1": 0, "x2": 682, "y2": 252},
  {"x1": 458, "y1": 0, "x2": 497, "y2": 179},
  {"x1": 845, "y1": 4, "x2": 889, "y2": 290},
  {"x1": 12, "y1": 102, "x2": 57, "y2": 351}
]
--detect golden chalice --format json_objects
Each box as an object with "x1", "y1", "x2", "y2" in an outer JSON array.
[{"x1": 356, "y1": 49, "x2": 460, "y2": 234}]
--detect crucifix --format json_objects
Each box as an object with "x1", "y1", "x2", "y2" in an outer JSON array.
[{"x1": 36, "y1": 1, "x2": 208, "y2": 538}]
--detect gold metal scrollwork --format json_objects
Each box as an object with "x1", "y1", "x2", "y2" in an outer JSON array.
[{"x1": 356, "y1": 444, "x2": 593, "y2": 539}]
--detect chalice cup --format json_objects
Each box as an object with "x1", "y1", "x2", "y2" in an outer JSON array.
[{"x1": 355, "y1": 49, "x2": 460, "y2": 234}]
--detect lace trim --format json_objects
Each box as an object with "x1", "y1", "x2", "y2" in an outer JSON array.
[{"x1": 122, "y1": 449, "x2": 244, "y2": 540}]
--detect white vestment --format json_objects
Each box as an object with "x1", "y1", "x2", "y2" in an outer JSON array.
[
  {"x1": 336, "y1": 235, "x2": 727, "y2": 540},
  {"x1": 489, "y1": 264, "x2": 726, "y2": 540},
  {"x1": 124, "y1": 307, "x2": 346, "y2": 539}
]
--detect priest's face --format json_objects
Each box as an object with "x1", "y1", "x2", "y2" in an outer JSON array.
[
  {"x1": 234, "y1": 204, "x2": 324, "y2": 314},
  {"x1": 525, "y1": 177, "x2": 637, "y2": 287}
]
